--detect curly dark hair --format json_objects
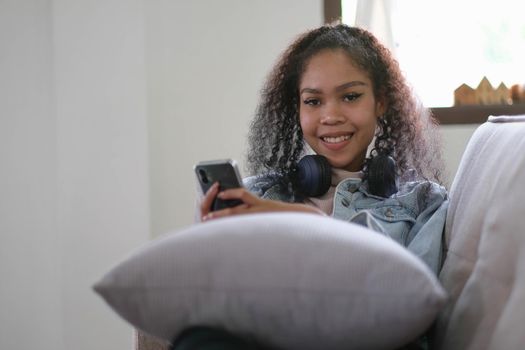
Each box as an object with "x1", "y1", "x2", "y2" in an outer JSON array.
[{"x1": 246, "y1": 23, "x2": 445, "y2": 193}]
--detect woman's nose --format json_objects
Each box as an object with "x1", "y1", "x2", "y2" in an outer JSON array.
[{"x1": 320, "y1": 102, "x2": 345, "y2": 125}]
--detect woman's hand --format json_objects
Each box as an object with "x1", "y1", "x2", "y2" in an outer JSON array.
[
  {"x1": 201, "y1": 186, "x2": 325, "y2": 221},
  {"x1": 199, "y1": 182, "x2": 220, "y2": 221}
]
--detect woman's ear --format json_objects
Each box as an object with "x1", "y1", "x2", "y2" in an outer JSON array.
[{"x1": 375, "y1": 96, "x2": 387, "y2": 118}]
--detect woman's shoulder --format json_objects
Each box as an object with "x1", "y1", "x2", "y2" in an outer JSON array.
[
  {"x1": 393, "y1": 179, "x2": 448, "y2": 213},
  {"x1": 398, "y1": 179, "x2": 447, "y2": 196}
]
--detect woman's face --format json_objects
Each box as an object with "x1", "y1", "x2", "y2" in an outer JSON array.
[{"x1": 298, "y1": 49, "x2": 385, "y2": 171}]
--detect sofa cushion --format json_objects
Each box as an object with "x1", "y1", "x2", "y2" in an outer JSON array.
[
  {"x1": 95, "y1": 212, "x2": 446, "y2": 350},
  {"x1": 434, "y1": 115, "x2": 525, "y2": 349}
]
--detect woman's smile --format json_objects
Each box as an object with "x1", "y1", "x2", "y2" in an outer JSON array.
[
  {"x1": 319, "y1": 133, "x2": 353, "y2": 150},
  {"x1": 320, "y1": 134, "x2": 352, "y2": 144}
]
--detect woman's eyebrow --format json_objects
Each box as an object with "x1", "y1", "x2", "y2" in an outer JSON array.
[
  {"x1": 300, "y1": 81, "x2": 367, "y2": 95},
  {"x1": 335, "y1": 81, "x2": 367, "y2": 91},
  {"x1": 300, "y1": 87, "x2": 321, "y2": 94}
]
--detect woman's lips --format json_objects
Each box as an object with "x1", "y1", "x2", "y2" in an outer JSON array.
[
  {"x1": 321, "y1": 135, "x2": 351, "y2": 143},
  {"x1": 320, "y1": 134, "x2": 352, "y2": 151}
]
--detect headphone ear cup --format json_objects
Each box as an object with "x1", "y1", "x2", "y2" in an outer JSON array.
[
  {"x1": 297, "y1": 155, "x2": 332, "y2": 197},
  {"x1": 367, "y1": 154, "x2": 398, "y2": 198}
]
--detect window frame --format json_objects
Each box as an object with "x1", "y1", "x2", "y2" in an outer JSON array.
[{"x1": 322, "y1": 0, "x2": 525, "y2": 125}]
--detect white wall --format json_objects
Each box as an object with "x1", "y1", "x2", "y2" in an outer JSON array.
[
  {"x1": 53, "y1": 1, "x2": 150, "y2": 349},
  {"x1": 441, "y1": 124, "x2": 479, "y2": 186},
  {"x1": 0, "y1": 1, "x2": 63, "y2": 348},
  {"x1": 1, "y1": 0, "x2": 149, "y2": 349},
  {"x1": 145, "y1": 0, "x2": 324, "y2": 236}
]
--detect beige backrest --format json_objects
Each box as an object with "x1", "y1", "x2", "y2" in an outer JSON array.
[{"x1": 434, "y1": 115, "x2": 525, "y2": 350}]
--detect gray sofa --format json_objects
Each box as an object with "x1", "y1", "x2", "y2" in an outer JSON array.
[
  {"x1": 137, "y1": 115, "x2": 525, "y2": 350},
  {"x1": 433, "y1": 115, "x2": 525, "y2": 349}
]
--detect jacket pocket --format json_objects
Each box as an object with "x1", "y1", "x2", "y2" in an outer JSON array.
[{"x1": 366, "y1": 205, "x2": 416, "y2": 246}]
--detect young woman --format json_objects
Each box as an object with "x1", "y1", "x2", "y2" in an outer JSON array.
[
  {"x1": 170, "y1": 23, "x2": 448, "y2": 350},
  {"x1": 200, "y1": 23, "x2": 448, "y2": 276}
]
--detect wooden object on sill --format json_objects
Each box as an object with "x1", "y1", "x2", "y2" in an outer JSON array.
[
  {"x1": 510, "y1": 84, "x2": 525, "y2": 104},
  {"x1": 454, "y1": 77, "x2": 511, "y2": 106}
]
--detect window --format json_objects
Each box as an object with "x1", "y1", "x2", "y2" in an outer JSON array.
[
  {"x1": 341, "y1": 0, "x2": 525, "y2": 107},
  {"x1": 326, "y1": 0, "x2": 525, "y2": 123}
]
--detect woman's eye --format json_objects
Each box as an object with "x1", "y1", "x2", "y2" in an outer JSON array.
[
  {"x1": 303, "y1": 98, "x2": 320, "y2": 106},
  {"x1": 343, "y1": 93, "x2": 362, "y2": 102}
]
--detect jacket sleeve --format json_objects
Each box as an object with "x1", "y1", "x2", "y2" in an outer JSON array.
[
  {"x1": 405, "y1": 182, "x2": 449, "y2": 275},
  {"x1": 243, "y1": 174, "x2": 294, "y2": 202},
  {"x1": 243, "y1": 175, "x2": 264, "y2": 196}
]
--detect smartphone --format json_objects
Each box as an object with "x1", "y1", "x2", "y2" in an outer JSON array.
[{"x1": 194, "y1": 159, "x2": 244, "y2": 211}]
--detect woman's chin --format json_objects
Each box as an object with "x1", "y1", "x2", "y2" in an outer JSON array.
[{"x1": 326, "y1": 158, "x2": 361, "y2": 172}]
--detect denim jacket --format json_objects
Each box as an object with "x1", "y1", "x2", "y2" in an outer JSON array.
[{"x1": 244, "y1": 174, "x2": 448, "y2": 275}]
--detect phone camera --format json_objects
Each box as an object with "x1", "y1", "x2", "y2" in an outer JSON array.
[{"x1": 198, "y1": 169, "x2": 209, "y2": 184}]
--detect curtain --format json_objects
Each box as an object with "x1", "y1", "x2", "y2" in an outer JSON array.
[{"x1": 355, "y1": 0, "x2": 396, "y2": 55}]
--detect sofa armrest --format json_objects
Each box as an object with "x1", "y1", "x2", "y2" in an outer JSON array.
[{"x1": 134, "y1": 330, "x2": 170, "y2": 350}]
